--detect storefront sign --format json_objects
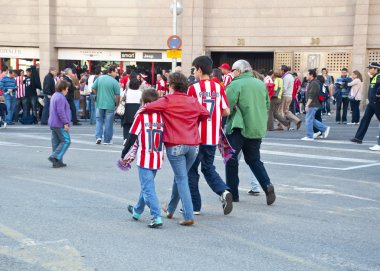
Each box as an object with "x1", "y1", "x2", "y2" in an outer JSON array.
[
  {"x1": 121, "y1": 52, "x2": 136, "y2": 59},
  {"x1": 58, "y1": 49, "x2": 176, "y2": 62},
  {"x1": 0, "y1": 47, "x2": 40, "y2": 59},
  {"x1": 143, "y1": 52, "x2": 162, "y2": 60}
]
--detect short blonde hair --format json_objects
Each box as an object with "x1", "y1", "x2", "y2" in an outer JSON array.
[{"x1": 0, "y1": 96, "x2": 4, "y2": 103}]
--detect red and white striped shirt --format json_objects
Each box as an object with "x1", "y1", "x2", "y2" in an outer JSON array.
[
  {"x1": 129, "y1": 112, "x2": 164, "y2": 169},
  {"x1": 223, "y1": 72, "x2": 234, "y2": 88},
  {"x1": 15, "y1": 76, "x2": 25, "y2": 99},
  {"x1": 188, "y1": 80, "x2": 229, "y2": 145}
]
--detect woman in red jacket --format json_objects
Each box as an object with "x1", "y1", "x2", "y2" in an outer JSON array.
[{"x1": 141, "y1": 72, "x2": 210, "y2": 226}]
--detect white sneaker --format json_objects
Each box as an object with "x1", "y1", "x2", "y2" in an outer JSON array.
[
  {"x1": 369, "y1": 145, "x2": 380, "y2": 151},
  {"x1": 313, "y1": 131, "x2": 322, "y2": 139},
  {"x1": 301, "y1": 137, "x2": 314, "y2": 141},
  {"x1": 103, "y1": 141, "x2": 113, "y2": 145},
  {"x1": 324, "y1": 127, "x2": 331, "y2": 139},
  {"x1": 96, "y1": 138, "x2": 101, "y2": 144},
  {"x1": 327, "y1": 113, "x2": 331, "y2": 116},
  {"x1": 3, "y1": 122, "x2": 7, "y2": 128}
]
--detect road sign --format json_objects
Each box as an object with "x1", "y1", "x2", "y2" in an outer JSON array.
[
  {"x1": 167, "y1": 50, "x2": 182, "y2": 59},
  {"x1": 167, "y1": 35, "x2": 182, "y2": 50}
]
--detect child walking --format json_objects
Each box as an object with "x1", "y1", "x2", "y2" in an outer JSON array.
[
  {"x1": 48, "y1": 80, "x2": 71, "y2": 168},
  {"x1": 0, "y1": 96, "x2": 8, "y2": 128},
  {"x1": 120, "y1": 88, "x2": 164, "y2": 228}
]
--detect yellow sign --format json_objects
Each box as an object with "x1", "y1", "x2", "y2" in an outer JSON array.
[{"x1": 167, "y1": 50, "x2": 182, "y2": 59}]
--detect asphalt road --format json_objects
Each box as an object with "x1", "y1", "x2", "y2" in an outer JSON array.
[{"x1": 0, "y1": 113, "x2": 379, "y2": 271}]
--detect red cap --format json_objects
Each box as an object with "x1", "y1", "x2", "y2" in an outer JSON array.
[{"x1": 218, "y1": 63, "x2": 231, "y2": 70}]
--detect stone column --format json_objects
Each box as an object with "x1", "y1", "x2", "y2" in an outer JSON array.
[
  {"x1": 352, "y1": 0, "x2": 370, "y2": 106},
  {"x1": 39, "y1": 0, "x2": 58, "y2": 77},
  {"x1": 181, "y1": 0, "x2": 205, "y2": 76}
]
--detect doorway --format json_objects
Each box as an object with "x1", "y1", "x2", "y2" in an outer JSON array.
[{"x1": 210, "y1": 52, "x2": 274, "y2": 73}]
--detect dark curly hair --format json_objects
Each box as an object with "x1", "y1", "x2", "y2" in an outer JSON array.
[{"x1": 168, "y1": 72, "x2": 188, "y2": 93}]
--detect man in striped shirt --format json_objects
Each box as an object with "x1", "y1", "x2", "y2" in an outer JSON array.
[
  {"x1": 219, "y1": 63, "x2": 234, "y2": 88},
  {"x1": 15, "y1": 70, "x2": 27, "y2": 122},
  {"x1": 187, "y1": 55, "x2": 233, "y2": 215},
  {"x1": 121, "y1": 89, "x2": 164, "y2": 228}
]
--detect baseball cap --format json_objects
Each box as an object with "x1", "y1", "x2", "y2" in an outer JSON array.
[
  {"x1": 367, "y1": 62, "x2": 380, "y2": 69},
  {"x1": 218, "y1": 63, "x2": 231, "y2": 70}
]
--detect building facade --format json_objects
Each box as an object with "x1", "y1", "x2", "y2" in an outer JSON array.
[{"x1": 0, "y1": 0, "x2": 379, "y2": 81}]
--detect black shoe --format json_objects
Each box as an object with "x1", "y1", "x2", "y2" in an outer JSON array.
[
  {"x1": 57, "y1": 160, "x2": 67, "y2": 167},
  {"x1": 221, "y1": 191, "x2": 233, "y2": 215},
  {"x1": 247, "y1": 190, "x2": 260, "y2": 196},
  {"x1": 266, "y1": 184, "x2": 276, "y2": 206},
  {"x1": 48, "y1": 156, "x2": 58, "y2": 165},
  {"x1": 148, "y1": 218, "x2": 163, "y2": 229},
  {"x1": 73, "y1": 122, "x2": 82, "y2": 126},
  {"x1": 128, "y1": 205, "x2": 139, "y2": 220},
  {"x1": 350, "y1": 138, "x2": 362, "y2": 144}
]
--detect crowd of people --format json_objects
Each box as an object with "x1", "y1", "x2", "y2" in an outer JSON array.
[{"x1": 1, "y1": 56, "x2": 380, "y2": 228}]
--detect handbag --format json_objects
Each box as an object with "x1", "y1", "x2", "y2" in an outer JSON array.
[{"x1": 116, "y1": 96, "x2": 126, "y2": 116}]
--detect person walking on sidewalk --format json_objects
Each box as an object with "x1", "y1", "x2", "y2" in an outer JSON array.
[
  {"x1": 139, "y1": 72, "x2": 210, "y2": 226},
  {"x1": 351, "y1": 62, "x2": 380, "y2": 149},
  {"x1": 187, "y1": 55, "x2": 233, "y2": 216},
  {"x1": 281, "y1": 65, "x2": 302, "y2": 130},
  {"x1": 301, "y1": 69, "x2": 331, "y2": 141},
  {"x1": 92, "y1": 65, "x2": 120, "y2": 145},
  {"x1": 225, "y1": 60, "x2": 276, "y2": 205},
  {"x1": 48, "y1": 80, "x2": 71, "y2": 168},
  {"x1": 121, "y1": 89, "x2": 165, "y2": 228}
]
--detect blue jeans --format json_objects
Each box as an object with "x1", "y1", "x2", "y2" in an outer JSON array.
[
  {"x1": 74, "y1": 99, "x2": 79, "y2": 119},
  {"x1": 166, "y1": 145, "x2": 199, "y2": 220},
  {"x1": 226, "y1": 129, "x2": 271, "y2": 201},
  {"x1": 133, "y1": 167, "x2": 161, "y2": 219},
  {"x1": 41, "y1": 95, "x2": 51, "y2": 124},
  {"x1": 378, "y1": 124, "x2": 380, "y2": 145},
  {"x1": 4, "y1": 93, "x2": 16, "y2": 123},
  {"x1": 90, "y1": 94, "x2": 96, "y2": 125},
  {"x1": 95, "y1": 108, "x2": 114, "y2": 143},
  {"x1": 50, "y1": 128, "x2": 71, "y2": 161},
  {"x1": 306, "y1": 107, "x2": 328, "y2": 138},
  {"x1": 188, "y1": 145, "x2": 228, "y2": 212}
]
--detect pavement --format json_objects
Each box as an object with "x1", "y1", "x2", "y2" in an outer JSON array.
[{"x1": 0, "y1": 113, "x2": 379, "y2": 271}]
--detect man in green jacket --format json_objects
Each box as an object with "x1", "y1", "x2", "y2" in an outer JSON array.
[{"x1": 225, "y1": 60, "x2": 276, "y2": 205}]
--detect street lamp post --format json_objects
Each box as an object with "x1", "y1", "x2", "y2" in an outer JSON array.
[{"x1": 170, "y1": 0, "x2": 183, "y2": 71}]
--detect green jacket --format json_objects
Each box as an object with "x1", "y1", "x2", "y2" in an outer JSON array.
[{"x1": 226, "y1": 72, "x2": 269, "y2": 139}]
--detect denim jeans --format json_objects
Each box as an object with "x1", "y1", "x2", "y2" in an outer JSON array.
[
  {"x1": 350, "y1": 100, "x2": 360, "y2": 123},
  {"x1": 95, "y1": 108, "x2": 114, "y2": 143},
  {"x1": 74, "y1": 99, "x2": 80, "y2": 120},
  {"x1": 4, "y1": 93, "x2": 16, "y2": 123},
  {"x1": 336, "y1": 97, "x2": 349, "y2": 122},
  {"x1": 133, "y1": 167, "x2": 161, "y2": 219},
  {"x1": 378, "y1": 124, "x2": 380, "y2": 145},
  {"x1": 306, "y1": 107, "x2": 327, "y2": 138},
  {"x1": 226, "y1": 129, "x2": 271, "y2": 201},
  {"x1": 354, "y1": 103, "x2": 380, "y2": 141},
  {"x1": 29, "y1": 95, "x2": 38, "y2": 119},
  {"x1": 166, "y1": 145, "x2": 199, "y2": 220},
  {"x1": 41, "y1": 95, "x2": 51, "y2": 124},
  {"x1": 50, "y1": 128, "x2": 71, "y2": 161},
  {"x1": 89, "y1": 94, "x2": 96, "y2": 125},
  {"x1": 188, "y1": 145, "x2": 228, "y2": 212}
]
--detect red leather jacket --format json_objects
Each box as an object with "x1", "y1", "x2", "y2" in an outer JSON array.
[{"x1": 143, "y1": 91, "x2": 210, "y2": 146}]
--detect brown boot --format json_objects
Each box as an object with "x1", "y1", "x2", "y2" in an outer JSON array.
[{"x1": 179, "y1": 220, "x2": 194, "y2": 226}]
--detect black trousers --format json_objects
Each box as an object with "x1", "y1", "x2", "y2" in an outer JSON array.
[
  {"x1": 354, "y1": 102, "x2": 380, "y2": 140},
  {"x1": 336, "y1": 97, "x2": 349, "y2": 123},
  {"x1": 225, "y1": 129, "x2": 271, "y2": 201}
]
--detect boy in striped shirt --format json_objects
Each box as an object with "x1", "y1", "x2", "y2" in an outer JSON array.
[
  {"x1": 187, "y1": 56, "x2": 233, "y2": 215},
  {"x1": 121, "y1": 88, "x2": 164, "y2": 228}
]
